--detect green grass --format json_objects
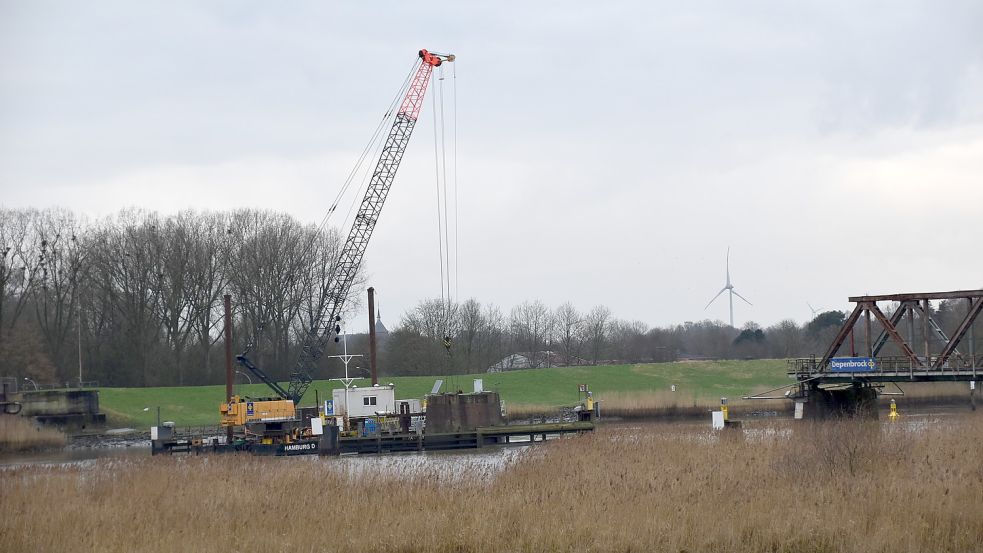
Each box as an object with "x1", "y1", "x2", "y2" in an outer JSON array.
[{"x1": 96, "y1": 359, "x2": 790, "y2": 428}]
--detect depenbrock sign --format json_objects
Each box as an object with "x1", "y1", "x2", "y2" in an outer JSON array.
[{"x1": 829, "y1": 357, "x2": 878, "y2": 372}]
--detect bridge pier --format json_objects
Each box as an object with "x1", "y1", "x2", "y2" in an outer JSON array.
[{"x1": 802, "y1": 383, "x2": 878, "y2": 420}]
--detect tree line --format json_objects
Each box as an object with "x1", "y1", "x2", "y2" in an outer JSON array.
[
  {"x1": 375, "y1": 299, "x2": 841, "y2": 376},
  {"x1": 0, "y1": 207, "x2": 354, "y2": 387},
  {"x1": 2, "y1": 208, "x2": 979, "y2": 387},
  {"x1": 378, "y1": 297, "x2": 981, "y2": 376}
]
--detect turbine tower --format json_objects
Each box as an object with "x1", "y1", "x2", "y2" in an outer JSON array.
[{"x1": 704, "y1": 247, "x2": 752, "y2": 327}]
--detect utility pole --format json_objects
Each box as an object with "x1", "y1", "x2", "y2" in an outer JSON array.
[
  {"x1": 77, "y1": 300, "x2": 83, "y2": 387},
  {"x1": 224, "y1": 294, "x2": 234, "y2": 444},
  {"x1": 368, "y1": 287, "x2": 378, "y2": 386}
]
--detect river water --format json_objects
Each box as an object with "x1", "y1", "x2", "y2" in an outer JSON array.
[
  {"x1": 1, "y1": 405, "x2": 974, "y2": 470},
  {"x1": 0, "y1": 433, "x2": 537, "y2": 474}
]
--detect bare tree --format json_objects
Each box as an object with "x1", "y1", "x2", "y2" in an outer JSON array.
[
  {"x1": 31, "y1": 209, "x2": 87, "y2": 380},
  {"x1": 509, "y1": 300, "x2": 550, "y2": 367},
  {"x1": 148, "y1": 214, "x2": 199, "y2": 384},
  {"x1": 477, "y1": 303, "x2": 507, "y2": 370},
  {"x1": 390, "y1": 298, "x2": 457, "y2": 375},
  {"x1": 90, "y1": 210, "x2": 163, "y2": 385},
  {"x1": 767, "y1": 319, "x2": 803, "y2": 358},
  {"x1": 608, "y1": 319, "x2": 649, "y2": 363},
  {"x1": 554, "y1": 302, "x2": 583, "y2": 365},
  {"x1": 455, "y1": 298, "x2": 486, "y2": 372},
  {"x1": 0, "y1": 209, "x2": 40, "y2": 346},
  {"x1": 582, "y1": 305, "x2": 611, "y2": 365},
  {"x1": 226, "y1": 210, "x2": 311, "y2": 378},
  {"x1": 185, "y1": 212, "x2": 232, "y2": 383}
]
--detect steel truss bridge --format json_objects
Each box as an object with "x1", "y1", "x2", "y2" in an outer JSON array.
[{"x1": 788, "y1": 289, "x2": 982, "y2": 385}]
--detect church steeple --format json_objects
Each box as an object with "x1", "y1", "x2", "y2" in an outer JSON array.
[{"x1": 374, "y1": 304, "x2": 388, "y2": 335}]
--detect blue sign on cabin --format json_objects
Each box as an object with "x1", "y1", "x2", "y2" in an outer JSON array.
[
  {"x1": 830, "y1": 357, "x2": 877, "y2": 372},
  {"x1": 324, "y1": 399, "x2": 334, "y2": 415},
  {"x1": 246, "y1": 402, "x2": 254, "y2": 416}
]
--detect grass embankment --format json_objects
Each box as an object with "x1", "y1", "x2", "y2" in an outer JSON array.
[
  {"x1": 2, "y1": 415, "x2": 981, "y2": 552},
  {"x1": 0, "y1": 416, "x2": 65, "y2": 453},
  {"x1": 97, "y1": 360, "x2": 790, "y2": 427}
]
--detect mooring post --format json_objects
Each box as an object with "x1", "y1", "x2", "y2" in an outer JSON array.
[
  {"x1": 224, "y1": 294, "x2": 234, "y2": 445},
  {"x1": 367, "y1": 287, "x2": 378, "y2": 386}
]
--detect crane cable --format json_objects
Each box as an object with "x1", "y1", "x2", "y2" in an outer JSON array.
[
  {"x1": 432, "y1": 62, "x2": 458, "y2": 357},
  {"x1": 317, "y1": 58, "x2": 419, "y2": 236},
  {"x1": 306, "y1": 58, "x2": 419, "y2": 334},
  {"x1": 452, "y1": 60, "x2": 459, "y2": 302}
]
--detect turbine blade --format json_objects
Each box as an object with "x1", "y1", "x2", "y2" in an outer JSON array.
[
  {"x1": 732, "y1": 289, "x2": 752, "y2": 306},
  {"x1": 705, "y1": 287, "x2": 728, "y2": 309},
  {"x1": 726, "y1": 247, "x2": 731, "y2": 285}
]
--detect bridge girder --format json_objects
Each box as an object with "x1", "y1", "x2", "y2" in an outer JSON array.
[{"x1": 804, "y1": 289, "x2": 982, "y2": 381}]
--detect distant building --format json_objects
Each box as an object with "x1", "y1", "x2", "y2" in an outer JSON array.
[
  {"x1": 487, "y1": 353, "x2": 535, "y2": 373},
  {"x1": 486, "y1": 351, "x2": 591, "y2": 372},
  {"x1": 374, "y1": 310, "x2": 389, "y2": 337}
]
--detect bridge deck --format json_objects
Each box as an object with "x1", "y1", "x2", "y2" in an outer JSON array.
[{"x1": 789, "y1": 368, "x2": 981, "y2": 384}]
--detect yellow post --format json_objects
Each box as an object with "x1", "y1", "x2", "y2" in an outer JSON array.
[
  {"x1": 888, "y1": 398, "x2": 900, "y2": 422},
  {"x1": 721, "y1": 397, "x2": 729, "y2": 422}
]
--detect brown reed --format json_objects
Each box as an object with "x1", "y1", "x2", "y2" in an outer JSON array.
[
  {"x1": 0, "y1": 416, "x2": 66, "y2": 453},
  {"x1": 509, "y1": 384, "x2": 978, "y2": 423},
  {"x1": 1, "y1": 414, "x2": 981, "y2": 552}
]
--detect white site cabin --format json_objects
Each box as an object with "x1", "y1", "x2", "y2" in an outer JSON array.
[
  {"x1": 327, "y1": 384, "x2": 423, "y2": 434},
  {"x1": 332, "y1": 384, "x2": 397, "y2": 418}
]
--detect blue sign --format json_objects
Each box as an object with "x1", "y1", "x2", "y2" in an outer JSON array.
[
  {"x1": 324, "y1": 399, "x2": 334, "y2": 415},
  {"x1": 830, "y1": 357, "x2": 877, "y2": 372},
  {"x1": 246, "y1": 402, "x2": 254, "y2": 416}
]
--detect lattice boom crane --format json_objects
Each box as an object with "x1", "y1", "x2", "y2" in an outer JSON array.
[{"x1": 236, "y1": 49, "x2": 454, "y2": 405}]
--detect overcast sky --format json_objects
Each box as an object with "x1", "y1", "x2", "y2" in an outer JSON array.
[{"x1": 2, "y1": 1, "x2": 982, "y2": 332}]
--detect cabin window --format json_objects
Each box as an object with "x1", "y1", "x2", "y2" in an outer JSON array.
[{"x1": 363, "y1": 396, "x2": 377, "y2": 406}]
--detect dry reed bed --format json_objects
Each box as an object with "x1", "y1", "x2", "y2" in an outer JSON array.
[
  {"x1": 0, "y1": 416, "x2": 65, "y2": 453},
  {"x1": 877, "y1": 381, "x2": 979, "y2": 407},
  {"x1": 2, "y1": 416, "x2": 982, "y2": 552},
  {"x1": 510, "y1": 384, "x2": 980, "y2": 422},
  {"x1": 598, "y1": 390, "x2": 764, "y2": 420},
  {"x1": 506, "y1": 392, "x2": 754, "y2": 422}
]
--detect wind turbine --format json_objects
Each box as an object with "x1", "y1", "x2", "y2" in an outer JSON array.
[
  {"x1": 807, "y1": 302, "x2": 824, "y2": 317},
  {"x1": 704, "y1": 247, "x2": 752, "y2": 328}
]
